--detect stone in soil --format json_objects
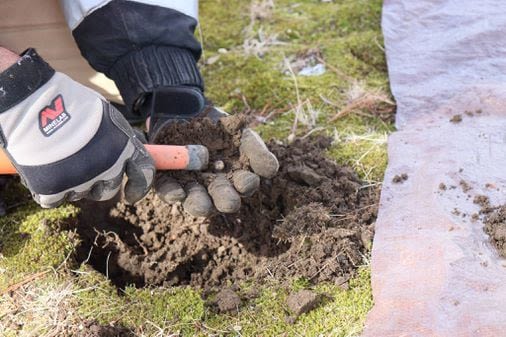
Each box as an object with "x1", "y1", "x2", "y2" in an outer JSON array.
[
  {"x1": 392, "y1": 173, "x2": 408, "y2": 184},
  {"x1": 79, "y1": 321, "x2": 133, "y2": 337},
  {"x1": 214, "y1": 289, "x2": 241, "y2": 313},
  {"x1": 286, "y1": 290, "x2": 322, "y2": 317},
  {"x1": 72, "y1": 116, "x2": 379, "y2": 291}
]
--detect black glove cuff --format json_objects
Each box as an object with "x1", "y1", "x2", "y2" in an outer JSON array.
[
  {"x1": 108, "y1": 45, "x2": 204, "y2": 112},
  {"x1": 0, "y1": 48, "x2": 55, "y2": 114}
]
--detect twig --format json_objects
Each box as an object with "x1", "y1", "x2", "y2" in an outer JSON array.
[
  {"x1": 133, "y1": 233, "x2": 149, "y2": 256},
  {"x1": 105, "y1": 251, "x2": 112, "y2": 279},
  {"x1": 1, "y1": 270, "x2": 50, "y2": 296},
  {"x1": 301, "y1": 127, "x2": 326, "y2": 139},
  {"x1": 316, "y1": 56, "x2": 354, "y2": 82}
]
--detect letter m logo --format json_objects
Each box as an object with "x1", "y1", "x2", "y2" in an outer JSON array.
[{"x1": 38, "y1": 95, "x2": 71, "y2": 137}]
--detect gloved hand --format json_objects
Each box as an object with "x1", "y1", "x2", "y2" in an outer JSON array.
[
  {"x1": 0, "y1": 49, "x2": 154, "y2": 208},
  {"x1": 146, "y1": 94, "x2": 279, "y2": 217},
  {"x1": 103, "y1": 45, "x2": 278, "y2": 217}
]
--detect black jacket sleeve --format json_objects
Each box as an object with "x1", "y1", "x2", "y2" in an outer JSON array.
[{"x1": 72, "y1": 0, "x2": 204, "y2": 112}]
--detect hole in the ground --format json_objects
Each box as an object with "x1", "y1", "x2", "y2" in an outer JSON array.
[{"x1": 73, "y1": 136, "x2": 379, "y2": 291}]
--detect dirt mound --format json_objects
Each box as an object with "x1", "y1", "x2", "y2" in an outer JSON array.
[
  {"x1": 74, "y1": 117, "x2": 378, "y2": 290},
  {"x1": 470, "y1": 195, "x2": 506, "y2": 257},
  {"x1": 78, "y1": 321, "x2": 133, "y2": 337},
  {"x1": 485, "y1": 205, "x2": 506, "y2": 256}
]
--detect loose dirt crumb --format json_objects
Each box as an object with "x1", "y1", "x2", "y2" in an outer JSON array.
[
  {"x1": 214, "y1": 289, "x2": 241, "y2": 313},
  {"x1": 472, "y1": 195, "x2": 506, "y2": 257},
  {"x1": 485, "y1": 183, "x2": 496, "y2": 189},
  {"x1": 286, "y1": 290, "x2": 321, "y2": 317},
  {"x1": 439, "y1": 183, "x2": 447, "y2": 191},
  {"x1": 450, "y1": 114, "x2": 463, "y2": 123},
  {"x1": 474, "y1": 195, "x2": 491, "y2": 210},
  {"x1": 392, "y1": 173, "x2": 408, "y2": 184},
  {"x1": 484, "y1": 205, "x2": 506, "y2": 257},
  {"x1": 460, "y1": 180, "x2": 472, "y2": 193}
]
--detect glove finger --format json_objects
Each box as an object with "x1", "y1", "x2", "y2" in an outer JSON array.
[
  {"x1": 183, "y1": 182, "x2": 214, "y2": 217},
  {"x1": 240, "y1": 129, "x2": 279, "y2": 178},
  {"x1": 155, "y1": 174, "x2": 186, "y2": 203},
  {"x1": 36, "y1": 193, "x2": 66, "y2": 209},
  {"x1": 34, "y1": 172, "x2": 123, "y2": 207},
  {"x1": 208, "y1": 174, "x2": 241, "y2": 213},
  {"x1": 132, "y1": 128, "x2": 148, "y2": 144},
  {"x1": 87, "y1": 174, "x2": 123, "y2": 202},
  {"x1": 124, "y1": 143, "x2": 155, "y2": 204},
  {"x1": 232, "y1": 170, "x2": 260, "y2": 197}
]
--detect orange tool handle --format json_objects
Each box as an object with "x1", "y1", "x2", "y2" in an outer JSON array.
[{"x1": 0, "y1": 144, "x2": 205, "y2": 175}]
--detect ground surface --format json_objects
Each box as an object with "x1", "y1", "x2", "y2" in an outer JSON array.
[
  {"x1": 75, "y1": 134, "x2": 378, "y2": 290},
  {"x1": 0, "y1": 1, "x2": 393, "y2": 336}
]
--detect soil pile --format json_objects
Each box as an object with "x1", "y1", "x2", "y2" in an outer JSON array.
[
  {"x1": 74, "y1": 116, "x2": 379, "y2": 290},
  {"x1": 475, "y1": 195, "x2": 506, "y2": 257},
  {"x1": 78, "y1": 321, "x2": 133, "y2": 337}
]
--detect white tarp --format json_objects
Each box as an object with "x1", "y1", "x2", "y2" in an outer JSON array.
[{"x1": 363, "y1": 1, "x2": 506, "y2": 336}]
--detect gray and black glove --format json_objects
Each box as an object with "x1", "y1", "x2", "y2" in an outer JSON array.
[
  {"x1": 0, "y1": 49, "x2": 154, "y2": 208},
  {"x1": 149, "y1": 102, "x2": 279, "y2": 218},
  {"x1": 66, "y1": 0, "x2": 278, "y2": 217}
]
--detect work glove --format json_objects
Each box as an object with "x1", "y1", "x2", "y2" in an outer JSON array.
[
  {"x1": 107, "y1": 45, "x2": 279, "y2": 217},
  {"x1": 0, "y1": 49, "x2": 155, "y2": 208},
  {"x1": 147, "y1": 92, "x2": 279, "y2": 217}
]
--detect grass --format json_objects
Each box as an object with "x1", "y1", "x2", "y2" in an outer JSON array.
[{"x1": 0, "y1": 0, "x2": 393, "y2": 336}]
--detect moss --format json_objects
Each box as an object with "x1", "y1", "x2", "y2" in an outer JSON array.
[
  {"x1": 201, "y1": 52, "x2": 293, "y2": 113},
  {"x1": 122, "y1": 287, "x2": 205, "y2": 334},
  {"x1": 75, "y1": 266, "x2": 205, "y2": 335},
  {"x1": 74, "y1": 266, "x2": 125, "y2": 323},
  {"x1": 0, "y1": 204, "x2": 78, "y2": 289},
  {"x1": 203, "y1": 267, "x2": 372, "y2": 336},
  {"x1": 199, "y1": 0, "x2": 250, "y2": 52}
]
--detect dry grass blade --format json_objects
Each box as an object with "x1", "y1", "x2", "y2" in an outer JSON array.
[
  {"x1": 327, "y1": 82, "x2": 395, "y2": 122},
  {"x1": 1, "y1": 270, "x2": 50, "y2": 296}
]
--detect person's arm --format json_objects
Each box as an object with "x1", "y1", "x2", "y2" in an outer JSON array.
[
  {"x1": 58, "y1": 0, "x2": 279, "y2": 217},
  {"x1": 60, "y1": 0, "x2": 203, "y2": 118}
]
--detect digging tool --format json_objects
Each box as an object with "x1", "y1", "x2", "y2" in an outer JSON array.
[{"x1": 0, "y1": 145, "x2": 208, "y2": 175}]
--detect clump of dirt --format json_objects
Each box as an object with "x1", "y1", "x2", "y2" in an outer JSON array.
[
  {"x1": 286, "y1": 290, "x2": 322, "y2": 317},
  {"x1": 79, "y1": 321, "x2": 133, "y2": 337},
  {"x1": 450, "y1": 114, "x2": 463, "y2": 123},
  {"x1": 392, "y1": 173, "x2": 408, "y2": 184},
  {"x1": 484, "y1": 205, "x2": 506, "y2": 256},
  {"x1": 460, "y1": 180, "x2": 472, "y2": 193},
  {"x1": 74, "y1": 116, "x2": 379, "y2": 291},
  {"x1": 152, "y1": 115, "x2": 252, "y2": 187},
  {"x1": 213, "y1": 289, "x2": 241, "y2": 313},
  {"x1": 472, "y1": 195, "x2": 506, "y2": 257}
]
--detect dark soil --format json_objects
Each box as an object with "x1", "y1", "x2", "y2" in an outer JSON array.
[
  {"x1": 152, "y1": 115, "x2": 252, "y2": 187},
  {"x1": 392, "y1": 173, "x2": 408, "y2": 184},
  {"x1": 214, "y1": 288, "x2": 241, "y2": 313},
  {"x1": 286, "y1": 290, "x2": 322, "y2": 317},
  {"x1": 73, "y1": 116, "x2": 379, "y2": 291},
  {"x1": 473, "y1": 195, "x2": 506, "y2": 257},
  {"x1": 77, "y1": 321, "x2": 133, "y2": 337},
  {"x1": 485, "y1": 205, "x2": 506, "y2": 256},
  {"x1": 450, "y1": 114, "x2": 463, "y2": 123}
]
